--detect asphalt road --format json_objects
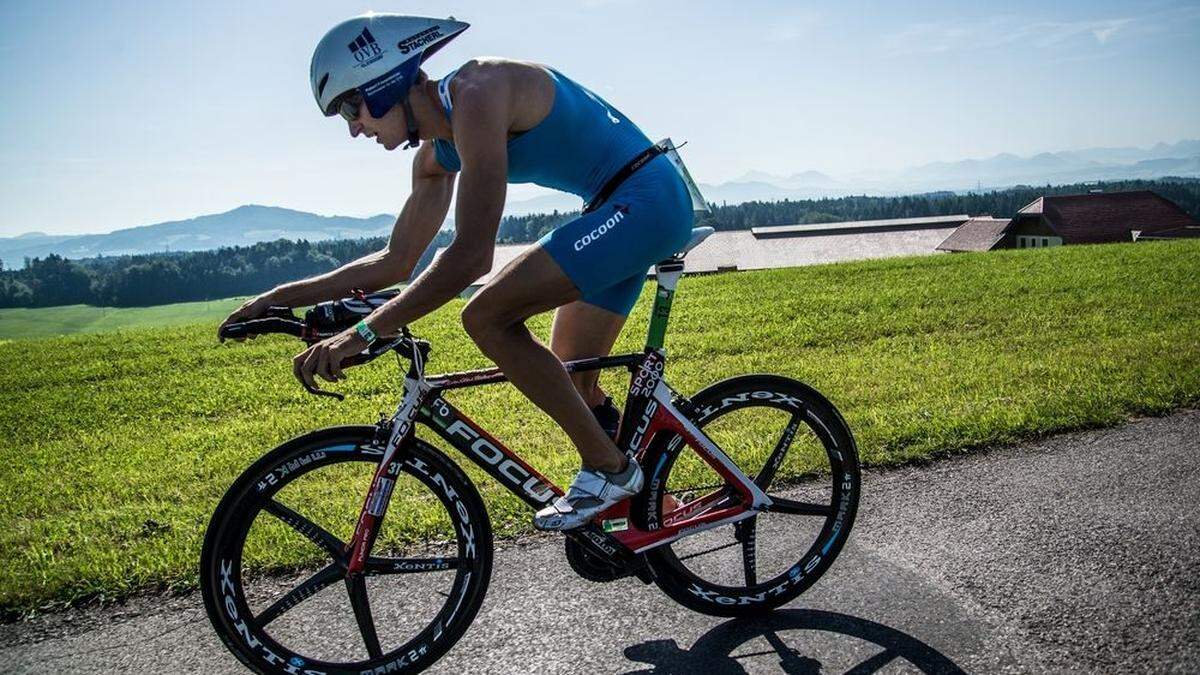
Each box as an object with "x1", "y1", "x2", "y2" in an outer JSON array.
[{"x1": 3, "y1": 409, "x2": 1198, "y2": 674}]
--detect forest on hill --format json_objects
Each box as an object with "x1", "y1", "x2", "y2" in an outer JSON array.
[{"x1": 2, "y1": 178, "x2": 1196, "y2": 308}]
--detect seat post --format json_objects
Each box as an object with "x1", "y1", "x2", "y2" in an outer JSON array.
[{"x1": 646, "y1": 257, "x2": 684, "y2": 350}]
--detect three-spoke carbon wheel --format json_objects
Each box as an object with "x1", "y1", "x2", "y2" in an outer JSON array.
[
  {"x1": 639, "y1": 375, "x2": 860, "y2": 617},
  {"x1": 200, "y1": 426, "x2": 492, "y2": 674}
]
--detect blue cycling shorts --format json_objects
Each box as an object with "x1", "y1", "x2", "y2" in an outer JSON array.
[{"x1": 539, "y1": 155, "x2": 694, "y2": 316}]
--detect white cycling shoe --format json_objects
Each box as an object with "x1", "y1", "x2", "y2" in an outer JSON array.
[{"x1": 533, "y1": 460, "x2": 644, "y2": 531}]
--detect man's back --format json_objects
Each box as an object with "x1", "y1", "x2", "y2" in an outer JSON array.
[{"x1": 432, "y1": 59, "x2": 654, "y2": 203}]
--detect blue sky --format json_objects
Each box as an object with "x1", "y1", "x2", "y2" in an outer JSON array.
[{"x1": 1, "y1": 0, "x2": 1198, "y2": 236}]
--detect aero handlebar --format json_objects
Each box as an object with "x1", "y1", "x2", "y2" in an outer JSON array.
[{"x1": 219, "y1": 306, "x2": 430, "y2": 401}]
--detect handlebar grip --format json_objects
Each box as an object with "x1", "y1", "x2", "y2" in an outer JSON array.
[
  {"x1": 219, "y1": 322, "x2": 251, "y2": 340},
  {"x1": 221, "y1": 317, "x2": 307, "y2": 340}
]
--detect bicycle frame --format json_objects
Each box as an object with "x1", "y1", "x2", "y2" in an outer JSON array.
[{"x1": 344, "y1": 257, "x2": 772, "y2": 575}]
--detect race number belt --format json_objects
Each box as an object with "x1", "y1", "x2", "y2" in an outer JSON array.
[{"x1": 581, "y1": 143, "x2": 667, "y2": 215}]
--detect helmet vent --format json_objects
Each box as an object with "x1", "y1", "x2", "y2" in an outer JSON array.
[{"x1": 317, "y1": 73, "x2": 329, "y2": 98}]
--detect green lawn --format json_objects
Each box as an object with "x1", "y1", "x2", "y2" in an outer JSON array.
[
  {"x1": 1, "y1": 240, "x2": 1198, "y2": 615},
  {"x1": 0, "y1": 298, "x2": 246, "y2": 340}
]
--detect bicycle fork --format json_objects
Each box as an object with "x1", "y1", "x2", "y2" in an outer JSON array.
[{"x1": 346, "y1": 358, "x2": 430, "y2": 576}]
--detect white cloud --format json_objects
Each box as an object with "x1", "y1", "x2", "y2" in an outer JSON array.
[
  {"x1": 884, "y1": 15, "x2": 1138, "y2": 56},
  {"x1": 1091, "y1": 19, "x2": 1132, "y2": 43},
  {"x1": 765, "y1": 10, "x2": 823, "y2": 44}
]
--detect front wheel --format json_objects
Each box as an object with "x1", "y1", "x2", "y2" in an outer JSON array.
[
  {"x1": 640, "y1": 375, "x2": 860, "y2": 617},
  {"x1": 200, "y1": 426, "x2": 493, "y2": 674}
]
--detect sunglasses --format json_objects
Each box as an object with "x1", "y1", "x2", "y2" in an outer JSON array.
[{"x1": 337, "y1": 95, "x2": 363, "y2": 122}]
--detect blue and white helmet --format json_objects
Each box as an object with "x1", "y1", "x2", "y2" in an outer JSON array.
[{"x1": 310, "y1": 14, "x2": 469, "y2": 119}]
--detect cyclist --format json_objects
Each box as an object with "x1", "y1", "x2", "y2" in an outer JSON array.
[{"x1": 218, "y1": 13, "x2": 695, "y2": 531}]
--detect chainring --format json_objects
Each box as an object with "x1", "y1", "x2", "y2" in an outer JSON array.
[{"x1": 564, "y1": 536, "x2": 633, "y2": 583}]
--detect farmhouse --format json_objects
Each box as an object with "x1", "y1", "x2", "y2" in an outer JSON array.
[
  {"x1": 937, "y1": 190, "x2": 1197, "y2": 252},
  {"x1": 434, "y1": 214, "x2": 968, "y2": 292}
]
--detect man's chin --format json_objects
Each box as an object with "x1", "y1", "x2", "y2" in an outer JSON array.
[{"x1": 380, "y1": 137, "x2": 416, "y2": 151}]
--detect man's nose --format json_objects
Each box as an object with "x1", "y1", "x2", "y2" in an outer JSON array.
[{"x1": 348, "y1": 120, "x2": 363, "y2": 138}]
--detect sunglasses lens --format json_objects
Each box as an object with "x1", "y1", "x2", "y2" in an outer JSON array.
[{"x1": 339, "y1": 98, "x2": 361, "y2": 122}]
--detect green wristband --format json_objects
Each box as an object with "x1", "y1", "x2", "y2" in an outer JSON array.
[{"x1": 354, "y1": 320, "x2": 378, "y2": 344}]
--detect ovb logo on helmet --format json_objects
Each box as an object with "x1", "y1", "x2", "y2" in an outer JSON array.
[{"x1": 348, "y1": 27, "x2": 384, "y2": 67}]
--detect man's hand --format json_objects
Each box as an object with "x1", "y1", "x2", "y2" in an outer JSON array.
[
  {"x1": 218, "y1": 293, "x2": 278, "y2": 342},
  {"x1": 293, "y1": 329, "x2": 369, "y2": 390}
]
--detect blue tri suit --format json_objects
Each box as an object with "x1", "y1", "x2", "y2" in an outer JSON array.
[{"x1": 433, "y1": 64, "x2": 693, "y2": 316}]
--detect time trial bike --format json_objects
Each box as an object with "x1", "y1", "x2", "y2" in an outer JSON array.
[{"x1": 200, "y1": 226, "x2": 861, "y2": 674}]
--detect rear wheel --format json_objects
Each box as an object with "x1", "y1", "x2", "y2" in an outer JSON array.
[
  {"x1": 200, "y1": 427, "x2": 492, "y2": 674},
  {"x1": 639, "y1": 375, "x2": 860, "y2": 617}
]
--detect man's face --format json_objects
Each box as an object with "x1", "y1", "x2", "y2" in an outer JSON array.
[{"x1": 346, "y1": 98, "x2": 409, "y2": 151}]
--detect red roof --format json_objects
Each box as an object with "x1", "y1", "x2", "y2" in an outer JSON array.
[
  {"x1": 1015, "y1": 191, "x2": 1197, "y2": 244},
  {"x1": 936, "y1": 217, "x2": 1012, "y2": 252},
  {"x1": 1136, "y1": 225, "x2": 1200, "y2": 240}
]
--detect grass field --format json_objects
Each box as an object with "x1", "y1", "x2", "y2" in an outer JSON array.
[
  {"x1": 0, "y1": 298, "x2": 245, "y2": 340},
  {"x1": 1, "y1": 240, "x2": 1198, "y2": 615}
]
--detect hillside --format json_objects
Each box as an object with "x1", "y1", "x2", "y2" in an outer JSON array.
[
  {"x1": 0, "y1": 298, "x2": 244, "y2": 340},
  {"x1": 0, "y1": 240, "x2": 1197, "y2": 613}
]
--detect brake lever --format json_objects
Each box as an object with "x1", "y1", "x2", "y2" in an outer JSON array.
[
  {"x1": 297, "y1": 332, "x2": 413, "y2": 402},
  {"x1": 298, "y1": 342, "x2": 392, "y2": 402},
  {"x1": 303, "y1": 381, "x2": 346, "y2": 402}
]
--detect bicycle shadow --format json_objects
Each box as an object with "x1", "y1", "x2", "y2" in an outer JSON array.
[{"x1": 621, "y1": 608, "x2": 966, "y2": 674}]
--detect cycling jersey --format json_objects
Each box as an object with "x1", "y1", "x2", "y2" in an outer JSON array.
[{"x1": 433, "y1": 64, "x2": 693, "y2": 316}]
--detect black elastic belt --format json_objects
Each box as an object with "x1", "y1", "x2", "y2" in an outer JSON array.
[{"x1": 581, "y1": 143, "x2": 667, "y2": 214}]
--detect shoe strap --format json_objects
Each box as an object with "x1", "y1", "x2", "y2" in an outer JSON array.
[{"x1": 566, "y1": 469, "x2": 610, "y2": 501}]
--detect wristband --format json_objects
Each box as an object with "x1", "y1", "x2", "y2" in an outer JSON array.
[{"x1": 354, "y1": 320, "x2": 378, "y2": 344}]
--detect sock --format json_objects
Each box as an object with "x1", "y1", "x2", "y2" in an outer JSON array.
[
  {"x1": 591, "y1": 396, "x2": 620, "y2": 440},
  {"x1": 604, "y1": 457, "x2": 638, "y2": 483}
]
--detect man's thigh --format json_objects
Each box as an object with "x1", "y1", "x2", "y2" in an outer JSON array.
[
  {"x1": 466, "y1": 245, "x2": 581, "y2": 324},
  {"x1": 550, "y1": 301, "x2": 627, "y2": 362}
]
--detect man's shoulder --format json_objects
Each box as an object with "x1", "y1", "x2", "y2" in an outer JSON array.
[{"x1": 448, "y1": 58, "x2": 548, "y2": 92}]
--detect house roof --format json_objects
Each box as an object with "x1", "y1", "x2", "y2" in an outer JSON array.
[
  {"x1": 680, "y1": 227, "x2": 952, "y2": 272},
  {"x1": 752, "y1": 214, "x2": 969, "y2": 238},
  {"x1": 935, "y1": 217, "x2": 1013, "y2": 252},
  {"x1": 1135, "y1": 225, "x2": 1200, "y2": 240},
  {"x1": 433, "y1": 224, "x2": 958, "y2": 288},
  {"x1": 1014, "y1": 191, "x2": 1197, "y2": 244}
]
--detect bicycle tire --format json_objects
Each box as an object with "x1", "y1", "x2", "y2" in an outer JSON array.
[
  {"x1": 200, "y1": 426, "x2": 492, "y2": 674},
  {"x1": 637, "y1": 375, "x2": 860, "y2": 618}
]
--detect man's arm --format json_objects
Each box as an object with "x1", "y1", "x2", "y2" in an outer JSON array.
[
  {"x1": 268, "y1": 143, "x2": 455, "y2": 307},
  {"x1": 361, "y1": 74, "x2": 512, "y2": 335}
]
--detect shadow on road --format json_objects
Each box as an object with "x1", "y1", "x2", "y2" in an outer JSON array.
[{"x1": 621, "y1": 608, "x2": 965, "y2": 674}]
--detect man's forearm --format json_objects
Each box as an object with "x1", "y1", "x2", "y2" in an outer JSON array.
[
  {"x1": 364, "y1": 246, "x2": 488, "y2": 335},
  {"x1": 270, "y1": 164, "x2": 453, "y2": 308},
  {"x1": 269, "y1": 248, "x2": 409, "y2": 307}
]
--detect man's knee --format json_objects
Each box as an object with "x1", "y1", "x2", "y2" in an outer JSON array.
[
  {"x1": 461, "y1": 296, "x2": 495, "y2": 345},
  {"x1": 462, "y1": 288, "x2": 523, "y2": 348}
]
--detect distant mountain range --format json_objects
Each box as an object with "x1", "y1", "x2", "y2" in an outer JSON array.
[
  {"x1": 503, "y1": 139, "x2": 1200, "y2": 213},
  {"x1": 844, "y1": 139, "x2": 1200, "y2": 193},
  {"x1": 0, "y1": 206, "x2": 398, "y2": 269},
  {"x1": 4, "y1": 140, "x2": 1197, "y2": 268}
]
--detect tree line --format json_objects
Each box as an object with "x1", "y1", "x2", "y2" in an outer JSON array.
[{"x1": 3, "y1": 178, "x2": 1197, "y2": 308}]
